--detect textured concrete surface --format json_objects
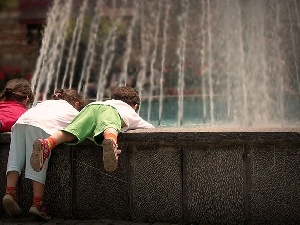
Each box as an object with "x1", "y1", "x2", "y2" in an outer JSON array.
[{"x1": 1, "y1": 128, "x2": 300, "y2": 225}]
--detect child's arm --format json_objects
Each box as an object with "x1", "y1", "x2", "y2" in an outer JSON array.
[{"x1": 121, "y1": 112, "x2": 154, "y2": 132}]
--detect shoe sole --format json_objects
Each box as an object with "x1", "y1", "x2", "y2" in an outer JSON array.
[
  {"x1": 2, "y1": 196, "x2": 22, "y2": 217},
  {"x1": 30, "y1": 139, "x2": 42, "y2": 172},
  {"x1": 29, "y1": 206, "x2": 51, "y2": 221},
  {"x1": 102, "y1": 139, "x2": 118, "y2": 172}
]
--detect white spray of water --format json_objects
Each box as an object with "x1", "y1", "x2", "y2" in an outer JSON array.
[
  {"x1": 207, "y1": 0, "x2": 214, "y2": 125},
  {"x1": 52, "y1": 1, "x2": 72, "y2": 92},
  {"x1": 78, "y1": 0, "x2": 103, "y2": 97},
  {"x1": 119, "y1": 0, "x2": 138, "y2": 86},
  {"x1": 287, "y1": 2, "x2": 300, "y2": 92},
  {"x1": 137, "y1": 1, "x2": 149, "y2": 102},
  {"x1": 31, "y1": 0, "x2": 299, "y2": 127},
  {"x1": 147, "y1": 0, "x2": 162, "y2": 122},
  {"x1": 200, "y1": 0, "x2": 207, "y2": 123},
  {"x1": 96, "y1": 0, "x2": 124, "y2": 100},
  {"x1": 32, "y1": 0, "x2": 71, "y2": 104},
  {"x1": 158, "y1": 2, "x2": 170, "y2": 126},
  {"x1": 43, "y1": 1, "x2": 72, "y2": 98},
  {"x1": 61, "y1": 1, "x2": 87, "y2": 90}
]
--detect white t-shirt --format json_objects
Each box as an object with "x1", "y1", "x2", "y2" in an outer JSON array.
[
  {"x1": 89, "y1": 99, "x2": 155, "y2": 131},
  {"x1": 15, "y1": 100, "x2": 79, "y2": 134}
]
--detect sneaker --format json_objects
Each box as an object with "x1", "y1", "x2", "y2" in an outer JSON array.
[
  {"x1": 102, "y1": 139, "x2": 119, "y2": 172},
  {"x1": 30, "y1": 139, "x2": 51, "y2": 172},
  {"x1": 2, "y1": 191, "x2": 22, "y2": 217},
  {"x1": 29, "y1": 202, "x2": 51, "y2": 221}
]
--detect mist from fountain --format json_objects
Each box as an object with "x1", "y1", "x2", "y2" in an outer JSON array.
[{"x1": 31, "y1": 0, "x2": 300, "y2": 128}]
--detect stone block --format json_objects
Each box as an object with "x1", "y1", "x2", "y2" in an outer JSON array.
[
  {"x1": 128, "y1": 144, "x2": 182, "y2": 223},
  {"x1": 184, "y1": 144, "x2": 244, "y2": 224},
  {"x1": 71, "y1": 140, "x2": 129, "y2": 220}
]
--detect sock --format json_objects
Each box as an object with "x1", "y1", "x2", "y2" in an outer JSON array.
[
  {"x1": 104, "y1": 133, "x2": 117, "y2": 144},
  {"x1": 6, "y1": 186, "x2": 16, "y2": 194},
  {"x1": 44, "y1": 137, "x2": 57, "y2": 151},
  {"x1": 33, "y1": 196, "x2": 43, "y2": 205}
]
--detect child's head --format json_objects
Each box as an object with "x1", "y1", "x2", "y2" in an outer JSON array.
[
  {"x1": 111, "y1": 86, "x2": 140, "y2": 112},
  {"x1": 52, "y1": 88, "x2": 86, "y2": 111},
  {"x1": 0, "y1": 78, "x2": 34, "y2": 109}
]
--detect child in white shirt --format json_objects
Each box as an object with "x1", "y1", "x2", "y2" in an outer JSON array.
[
  {"x1": 30, "y1": 86, "x2": 154, "y2": 174},
  {"x1": 3, "y1": 89, "x2": 86, "y2": 221}
]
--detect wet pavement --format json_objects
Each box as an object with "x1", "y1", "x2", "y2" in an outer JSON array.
[
  {"x1": 0, "y1": 217, "x2": 172, "y2": 225},
  {"x1": 0, "y1": 217, "x2": 155, "y2": 225}
]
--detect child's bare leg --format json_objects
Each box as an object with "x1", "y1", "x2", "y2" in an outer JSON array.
[
  {"x1": 32, "y1": 180, "x2": 44, "y2": 199},
  {"x1": 103, "y1": 128, "x2": 118, "y2": 145},
  {"x1": 50, "y1": 130, "x2": 77, "y2": 145},
  {"x1": 3, "y1": 171, "x2": 22, "y2": 216},
  {"x1": 30, "y1": 180, "x2": 51, "y2": 220},
  {"x1": 6, "y1": 171, "x2": 19, "y2": 188}
]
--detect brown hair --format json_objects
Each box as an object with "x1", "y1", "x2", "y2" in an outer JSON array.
[
  {"x1": 52, "y1": 88, "x2": 86, "y2": 111},
  {"x1": 111, "y1": 86, "x2": 140, "y2": 109},
  {"x1": 0, "y1": 78, "x2": 34, "y2": 105}
]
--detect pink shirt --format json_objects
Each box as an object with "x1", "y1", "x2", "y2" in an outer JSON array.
[{"x1": 0, "y1": 101, "x2": 26, "y2": 132}]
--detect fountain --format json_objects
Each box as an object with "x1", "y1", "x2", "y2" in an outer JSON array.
[
  {"x1": 1, "y1": 1, "x2": 300, "y2": 224},
  {"x1": 31, "y1": 0, "x2": 300, "y2": 128}
]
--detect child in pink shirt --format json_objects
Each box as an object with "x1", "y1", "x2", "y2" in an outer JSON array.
[{"x1": 0, "y1": 78, "x2": 33, "y2": 132}]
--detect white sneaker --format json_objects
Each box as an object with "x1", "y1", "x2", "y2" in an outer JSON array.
[
  {"x1": 102, "y1": 139, "x2": 119, "y2": 172},
  {"x1": 2, "y1": 193, "x2": 22, "y2": 217},
  {"x1": 29, "y1": 202, "x2": 51, "y2": 221}
]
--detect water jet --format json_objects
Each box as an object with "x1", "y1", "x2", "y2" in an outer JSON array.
[
  {"x1": 31, "y1": 0, "x2": 300, "y2": 128},
  {"x1": 4, "y1": 0, "x2": 297, "y2": 224}
]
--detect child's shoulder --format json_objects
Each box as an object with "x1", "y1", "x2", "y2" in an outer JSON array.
[{"x1": 0, "y1": 100, "x2": 23, "y2": 108}]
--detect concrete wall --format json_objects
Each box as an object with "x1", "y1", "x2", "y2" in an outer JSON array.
[{"x1": 0, "y1": 128, "x2": 300, "y2": 225}]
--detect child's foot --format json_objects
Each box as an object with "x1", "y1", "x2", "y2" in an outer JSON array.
[
  {"x1": 30, "y1": 139, "x2": 51, "y2": 172},
  {"x1": 29, "y1": 201, "x2": 51, "y2": 221},
  {"x1": 2, "y1": 191, "x2": 22, "y2": 217},
  {"x1": 102, "y1": 139, "x2": 119, "y2": 172}
]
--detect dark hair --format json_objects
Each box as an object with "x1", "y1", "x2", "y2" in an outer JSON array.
[
  {"x1": 111, "y1": 86, "x2": 140, "y2": 108},
  {"x1": 0, "y1": 78, "x2": 34, "y2": 104},
  {"x1": 52, "y1": 88, "x2": 86, "y2": 111}
]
